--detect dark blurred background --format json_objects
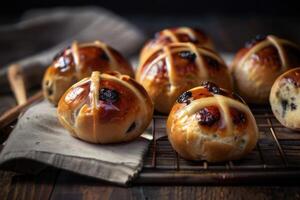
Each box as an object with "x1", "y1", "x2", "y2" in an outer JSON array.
[
  {"x1": 1, "y1": 0, "x2": 300, "y2": 18},
  {"x1": 0, "y1": 0, "x2": 300, "y2": 52},
  {"x1": 0, "y1": 0, "x2": 300, "y2": 110}
]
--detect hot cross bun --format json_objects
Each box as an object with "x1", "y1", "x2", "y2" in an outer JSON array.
[
  {"x1": 43, "y1": 41, "x2": 134, "y2": 105},
  {"x1": 167, "y1": 82, "x2": 259, "y2": 162},
  {"x1": 57, "y1": 71, "x2": 153, "y2": 144},
  {"x1": 136, "y1": 42, "x2": 232, "y2": 114},
  {"x1": 270, "y1": 68, "x2": 300, "y2": 130},
  {"x1": 140, "y1": 27, "x2": 213, "y2": 64},
  {"x1": 231, "y1": 35, "x2": 300, "y2": 104}
]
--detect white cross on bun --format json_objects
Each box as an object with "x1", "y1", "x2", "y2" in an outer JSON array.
[
  {"x1": 140, "y1": 27, "x2": 214, "y2": 64},
  {"x1": 43, "y1": 41, "x2": 134, "y2": 105},
  {"x1": 231, "y1": 35, "x2": 300, "y2": 104},
  {"x1": 57, "y1": 71, "x2": 153, "y2": 144},
  {"x1": 167, "y1": 82, "x2": 259, "y2": 162},
  {"x1": 136, "y1": 42, "x2": 232, "y2": 114}
]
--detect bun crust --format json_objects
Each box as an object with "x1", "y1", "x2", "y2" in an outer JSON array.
[
  {"x1": 43, "y1": 41, "x2": 134, "y2": 105},
  {"x1": 231, "y1": 35, "x2": 300, "y2": 104},
  {"x1": 167, "y1": 82, "x2": 258, "y2": 162},
  {"x1": 57, "y1": 71, "x2": 153, "y2": 144},
  {"x1": 270, "y1": 68, "x2": 300, "y2": 130},
  {"x1": 136, "y1": 42, "x2": 232, "y2": 114},
  {"x1": 140, "y1": 27, "x2": 213, "y2": 64}
]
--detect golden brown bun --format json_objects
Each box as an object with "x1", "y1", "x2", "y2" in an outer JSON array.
[
  {"x1": 231, "y1": 35, "x2": 300, "y2": 104},
  {"x1": 57, "y1": 71, "x2": 153, "y2": 144},
  {"x1": 43, "y1": 41, "x2": 134, "y2": 105},
  {"x1": 167, "y1": 82, "x2": 259, "y2": 162},
  {"x1": 136, "y1": 42, "x2": 232, "y2": 114},
  {"x1": 270, "y1": 68, "x2": 300, "y2": 130},
  {"x1": 140, "y1": 27, "x2": 214, "y2": 64}
]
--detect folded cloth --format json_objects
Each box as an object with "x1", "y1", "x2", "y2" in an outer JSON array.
[
  {"x1": 0, "y1": 7, "x2": 145, "y2": 94},
  {"x1": 0, "y1": 100, "x2": 152, "y2": 185}
]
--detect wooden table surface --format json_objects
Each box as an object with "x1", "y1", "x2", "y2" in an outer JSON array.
[
  {"x1": 1, "y1": 15, "x2": 300, "y2": 200},
  {"x1": 2, "y1": 168, "x2": 300, "y2": 200}
]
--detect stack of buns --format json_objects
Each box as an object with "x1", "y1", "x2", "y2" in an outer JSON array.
[{"x1": 42, "y1": 27, "x2": 300, "y2": 162}]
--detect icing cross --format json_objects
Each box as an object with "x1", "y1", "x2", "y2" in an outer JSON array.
[
  {"x1": 141, "y1": 27, "x2": 206, "y2": 64},
  {"x1": 175, "y1": 87, "x2": 254, "y2": 137},
  {"x1": 69, "y1": 40, "x2": 119, "y2": 79},
  {"x1": 63, "y1": 71, "x2": 150, "y2": 141},
  {"x1": 161, "y1": 27, "x2": 198, "y2": 43},
  {"x1": 238, "y1": 35, "x2": 300, "y2": 71},
  {"x1": 140, "y1": 43, "x2": 224, "y2": 93}
]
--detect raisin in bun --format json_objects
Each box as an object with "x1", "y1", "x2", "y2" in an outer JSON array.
[
  {"x1": 140, "y1": 27, "x2": 214, "y2": 64},
  {"x1": 136, "y1": 42, "x2": 232, "y2": 114},
  {"x1": 43, "y1": 41, "x2": 134, "y2": 105},
  {"x1": 270, "y1": 68, "x2": 300, "y2": 130},
  {"x1": 231, "y1": 35, "x2": 300, "y2": 104},
  {"x1": 167, "y1": 82, "x2": 259, "y2": 162},
  {"x1": 57, "y1": 71, "x2": 153, "y2": 144}
]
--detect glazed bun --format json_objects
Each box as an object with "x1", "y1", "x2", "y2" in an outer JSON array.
[
  {"x1": 136, "y1": 42, "x2": 232, "y2": 114},
  {"x1": 43, "y1": 41, "x2": 134, "y2": 105},
  {"x1": 57, "y1": 71, "x2": 153, "y2": 144},
  {"x1": 167, "y1": 82, "x2": 259, "y2": 162},
  {"x1": 231, "y1": 35, "x2": 300, "y2": 104},
  {"x1": 270, "y1": 68, "x2": 300, "y2": 130},
  {"x1": 140, "y1": 27, "x2": 214, "y2": 64}
]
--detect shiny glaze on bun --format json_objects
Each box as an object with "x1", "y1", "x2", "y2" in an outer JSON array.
[
  {"x1": 231, "y1": 35, "x2": 300, "y2": 104},
  {"x1": 136, "y1": 42, "x2": 232, "y2": 114},
  {"x1": 43, "y1": 41, "x2": 134, "y2": 105},
  {"x1": 140, "y1": 27, "x2": 214, "y2": 64},
  {"x1": 167, "y1": 82, "x2": 258, "y2": 162},
  {"x1": 57, "y1": 71, "x2": 153, "y2": 144}
]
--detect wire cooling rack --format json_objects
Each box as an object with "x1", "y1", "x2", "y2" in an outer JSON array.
[
  {"x1": 135, "y1": 105, "x2": 300, "y2": 185},
  {"x1": 1, "y1": 103, "x2": 300, "y2": 185}
]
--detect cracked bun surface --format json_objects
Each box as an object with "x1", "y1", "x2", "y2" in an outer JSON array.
[
  {"x1": 270, "y1": 68, "x2": 300, "y2": 130},
  {"x1": 231, "y1": 35, "x2": 300, "y2": 104},
  {"x1": 57, "y1": 71, "x2": 153, "y2": 144},
  {"x1": 136, "y1": 42, "x2": 232, "y2": 114},
  {"x1": 43, "y1": 41, "x2": 134, "y2": 105},
  {"x1": 167, "y1": 82, "x2": 259, "y2": 162},
  {"x1": 140, "y1": 27, "x2": 214, "y2": 64}
]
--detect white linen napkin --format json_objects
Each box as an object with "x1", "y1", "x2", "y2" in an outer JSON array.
[{"x1": 0, "y1": 100, "x2": 152, "y2": 185}]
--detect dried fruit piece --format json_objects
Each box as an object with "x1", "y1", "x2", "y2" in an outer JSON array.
[
  {"x1": 177, "y1": 91, "x2": 192, "y2": 104},
  {"x1": 201, "y1": 81, "x2": 220, "y2": 94},
  {"x1": 100, "y1": 52, "x2": 109, "y2": 61},
  {"x1": 99, "y1": 88, "x2": 119, "y2": 103},
  {"x1": 196, "y1": 106, "x2": 220, "y2": 126},
  {"x1": 291, "y1": 103, "x2": 297, "y2": 111},
  {"x1": 178, "y1": 51, "x2": 196, "y2": 61}
]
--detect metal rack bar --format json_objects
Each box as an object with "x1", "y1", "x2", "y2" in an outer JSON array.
[
  {"x1": 151, "y1": 118, "x2": 157, "y2": 168},
  {"x1": 266, "y1": 117, "x2": 289, "y2": 167},
  {"x1": 146, "y1": 108, "x2": 296, "y2": 175},
  {"x1": 175, "y1": 152, "x2": 180, "y2": 171},
  {"x1": 203, "y1": 161, "x2": 208, "y2": 169},
  {"x1": 256, "y1": 142, "x2": 267, "y2": 168},
  {"x1": 2, "y1": 92, "x2": 300, "y2": 185}
]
